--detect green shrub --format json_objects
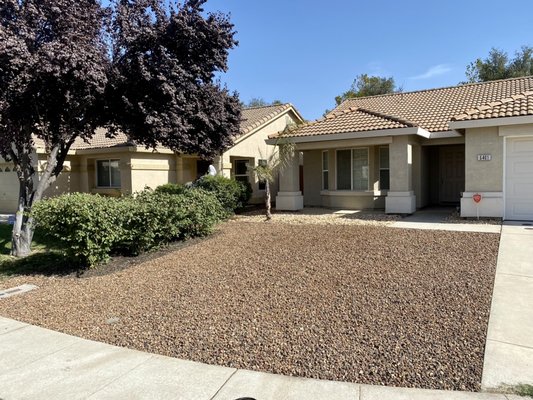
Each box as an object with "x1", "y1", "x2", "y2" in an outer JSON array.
[
  {"x1": 32, "y1": 189, "x2": 227, "y2": 268},
  {"x1": 32, "y1": 193, "x2": 124, "y2": 267},
  {"x1": 154, "y1": 183, "x2": 186, "y2": 196},
  {"x1": 115, "y1": 189, "x2": 226, "y2": 255},
  {"x1": 194, "y1": 175, "x2": 251, "y2": 212}
]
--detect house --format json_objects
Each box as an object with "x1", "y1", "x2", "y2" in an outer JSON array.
[
  {"x1": 270, "y1": 76, "x2": 533, "y2": 221},
  {"x1": 0, "y1": 103, "x2": 304, "y2": 213}
]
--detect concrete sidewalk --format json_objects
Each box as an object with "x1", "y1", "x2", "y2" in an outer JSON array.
[
  {"x1": 482, "y1": 221, "x2": 533, "y2": 390},
  {"x1": 0, "y1": 317, "x2": 519, "y2": 400},
  {"x1": 390, "y1": 208, "x2": 502, "y2": 233}
]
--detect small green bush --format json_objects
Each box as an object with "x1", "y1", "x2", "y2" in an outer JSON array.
[
  {"x1": 32, "y1": 193, "x2": 124, "y2": 267},
  {"x1": 194, "y1": 175, "x2": 251, "y2": 212},
  {"x1": 154, "y1": 183, "x2": 186, "y2": 196},
  {"x1": 116, "y1": 189, "x2": 226, "y2": 255},
  {"x1": 32, "y1": 189, "x2": 227, "y2": 268}
]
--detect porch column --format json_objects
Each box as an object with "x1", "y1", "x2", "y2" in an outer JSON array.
[
  {"x1": 276, "y1": 150, "x2": 303, "y2": 210},
  {"x1": 385, "y1": 135, "x2": 416, "y2": 214},
  {"x1": 213, "y1": 154, "x2": 231, "y2": 178},
  {"x1": 79, "y1": 157, "x2": 89, "y2": 193}
]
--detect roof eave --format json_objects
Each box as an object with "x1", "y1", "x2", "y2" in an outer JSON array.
[
  {"x1": 266, "y1": 127, "x2": 429, "y2": 145},
  {"x1": 449, "y1": 115, "x2": 533, "y2": 130}
]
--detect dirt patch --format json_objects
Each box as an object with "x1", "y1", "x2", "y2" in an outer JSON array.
[{"x1": 0, "y1": 222, "x2": 499, "y2": 391}]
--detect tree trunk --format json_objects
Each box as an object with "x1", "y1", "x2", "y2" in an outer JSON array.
[
  {"x1": 11, "y1": 197, "x2": 34, "y2": 257},
  {"x1": 10, "y1": 146, "x2": 60, "y2": 257},
  {"x1": 265, "y1": 180, "x2": 272, "y2": 221}
]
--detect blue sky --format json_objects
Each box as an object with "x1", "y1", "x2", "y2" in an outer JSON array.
[{"x1": 201, "y1": 0, "x2": 533, "y2": 120}]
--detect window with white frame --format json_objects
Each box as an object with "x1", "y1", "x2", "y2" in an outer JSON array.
[
  {"x1": 336, "y1": 148, "x2": 369, "y2": 191},
  {"x1": 322, "y1": 151, "x2": 329, "y2": 190},
  {"x1": 258, "y1": 159, "x2": 267, "y2": 190},
  {"x1": 379, "y1": 146, "x2": 390, "y2": 190},
  {"x1": 96, "y1": 159, "x2": 121, "y2": 188},
  {"x1": 234, "y1": 159, "x2": 249, "y2": 183}
]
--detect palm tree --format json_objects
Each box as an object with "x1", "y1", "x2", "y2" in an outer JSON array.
[{"x1": 253, "y1": 131, "x2": 296, "y2": 220}]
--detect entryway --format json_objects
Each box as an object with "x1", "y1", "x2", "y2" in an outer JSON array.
[{"x1": 426, "y1": 145, "x2": 465, "y2": 205}]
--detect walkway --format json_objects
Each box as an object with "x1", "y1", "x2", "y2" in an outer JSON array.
[
  {"x1": 391, "y1": 208, "x2": 501, "y2": 233},
  {"x1": 0, "y1": 317, "x2": 519, "y2": 400},
  {"x1": 482, "y1": 221, "x2": 533, "y2": 390}
]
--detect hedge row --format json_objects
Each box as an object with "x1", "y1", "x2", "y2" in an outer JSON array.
[
  {"x1": 155, "y1": 175, "x2": 252, "y2": 212},
  {"x1": 32, "y1": 189, "x2": 227, "y2": 268}
]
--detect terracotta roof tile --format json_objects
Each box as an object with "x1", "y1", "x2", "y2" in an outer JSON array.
[
  {"x1": 270, "y1": 107, "x2": 410, "y2": 138},
  {"x1": 33, "y1": 104, "x2": 298, "y2": 151},
  {"x1": 33, "y1": 130, "x2": 131, "y2": 151},
  {"x1": 240, "y1": 103, "x2": 295, "y2": 135},
  {"x1": 281, "y1": 76, "x2": 533, "y2": 138},
  {"x1": 453, "y1": 90, "x2": 533, "y2": 121}
]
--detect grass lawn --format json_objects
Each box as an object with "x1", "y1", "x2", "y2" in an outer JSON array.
[
  {"x1": 0, "y1": 221, "x2": 500, "y2": 391},
  {"x1": 0, "y1": 224, "x2": 71, "y2": 279}
]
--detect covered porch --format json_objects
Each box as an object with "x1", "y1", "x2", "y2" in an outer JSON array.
[{"x1": 274, "y1": 133, "x2": 465, "y2": 214}]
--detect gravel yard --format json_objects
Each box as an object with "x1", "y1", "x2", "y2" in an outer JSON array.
[{"x1": 0, "y1": 222, "x2": 499, "y2": 391}]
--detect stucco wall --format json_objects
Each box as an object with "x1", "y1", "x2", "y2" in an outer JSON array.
[
  {"x1": 464, "y1": 127, "x2": 503, "y2": 192},
  {"x1": 225, "y1": 112, "x2": 299, "y2": 202},
  {"x1": 130, "y1": 153, "x2": 176, "y2": 193}
]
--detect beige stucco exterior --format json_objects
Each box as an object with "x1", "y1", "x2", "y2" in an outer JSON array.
[
  {"x1": 279, "y1": 132, "x2": 468, "y2": 214},
  {"x1": 0, "y1": 107, "x2": 303, "y2": 214}
]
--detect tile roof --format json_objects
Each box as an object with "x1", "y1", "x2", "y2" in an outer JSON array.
[
  {"x1": 33, "y1": 130, "x2": 131, "y2": 151},
  {"x1": 71, "y1": 130, "x2": 131, "y2": 150},
  {"x1": 279, "y1": 76, "x2": 533, "y2": 138},
  {"x1": 453, "y1": 90, "x2": 533, "y2": 121},
  {"x1": 240, "y1": 103, "x2": 297, "y2": 135},
  {"x1": 33, "y1": 105, "x2": 298, "y2": 151},
  {"x1": 271, "y1": 107, "x2": 414, "y2": 138}
]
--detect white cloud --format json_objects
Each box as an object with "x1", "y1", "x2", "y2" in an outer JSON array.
[{"x1": 409, "y1": 64, "x2": 452, "y2": 80}]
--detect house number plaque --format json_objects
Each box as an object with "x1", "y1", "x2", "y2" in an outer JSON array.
[{"x1": 477, "y1": 154, "x2": 492, "y2": 161}]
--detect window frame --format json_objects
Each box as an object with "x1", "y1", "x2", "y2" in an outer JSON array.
[
  {"x1": 233, "y1": 159, "x2": 249, "y2": 183},
  {"x1": 335, "y1": 147, "x2": 370, "y2": 191},
  {"x1": 96, "y1": 159, "x2": 121, "y2": 188},
  {"x1": 379, "y1": 146, "x2": 390, "y2": 191},
  {"x1": 322, "y1": 150, "x2": 329, "y2": 190}
]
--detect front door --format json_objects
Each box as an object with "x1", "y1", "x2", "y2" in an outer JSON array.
[{"x1": 439, "y1": 145, "x2": 465, "y2": 204}]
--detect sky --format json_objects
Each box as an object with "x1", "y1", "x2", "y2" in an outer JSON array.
[{"x1": 200, "y1": 0, "x2": 533, "y2": 120}]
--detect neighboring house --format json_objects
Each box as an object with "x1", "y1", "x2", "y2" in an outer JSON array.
[
  {"x1": 0, "y1": 103, "x2": 304, "y2": 213},
  {"x1": 270, "y1": 76, "x2": 533, "y2": 221}
]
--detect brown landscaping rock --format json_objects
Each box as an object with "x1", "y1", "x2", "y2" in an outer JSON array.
[{"x1": 0, "y1": 223, "x2": 499, "y2": 391}]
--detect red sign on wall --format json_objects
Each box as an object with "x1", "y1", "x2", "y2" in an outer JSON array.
[{"x1": 473, "y1": 193, "x2": 482, "y2": 203}]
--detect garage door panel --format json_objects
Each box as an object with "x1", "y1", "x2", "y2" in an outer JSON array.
[
  {"x1": 511, "y1": 183, "x2": 533, "y2": 197},
  {"x1": 0, "y1": 171, "x2": 18, "y2": 214},
  {"x1": 509, "y1": 137, "x2": 533, "y2": 152},
  {"x1": 506, "y1": 137, "x2": 533, "y2": 221},
  {"x1": 512, "y1": 160, "x2": 533, "y2": 174}
]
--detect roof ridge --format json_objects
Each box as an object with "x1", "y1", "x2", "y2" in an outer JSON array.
[
  {"x1": 339, "y1": 75, "x2": 533, "y2": 106},
  {"x1": 242, "y1": 103, "x2": 291, "y2": 111},
  {"x1": 356, "y1": 107, "x2": 417, "y2": 127}
]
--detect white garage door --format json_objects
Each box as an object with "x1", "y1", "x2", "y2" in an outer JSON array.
[
  {"x1": 0, "y1": 168, "x2": 18, "y2": 214},
  {"x1": 506, "y1": 137, "x2": 533, "y2": 220}
]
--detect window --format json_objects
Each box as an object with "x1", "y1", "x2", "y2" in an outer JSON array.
[
  {"x1": 96, "y1": 159, "x2": 121, "y2": 188},
  {"x1": 322, "y1": 151, "x2": 329, "y2": 190},
  {"x1": 379, "y1": 146, "x2": 390, "y2": 190},
  {"x1": 257, "y1": 159, "x2": 267, "y2": 190},
  {"x1": 336, "y1": 148, "x2": 369, "y2": 191},
  {"x1": 234, "y1": 159, "x2": 249, "y2": 183}
]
